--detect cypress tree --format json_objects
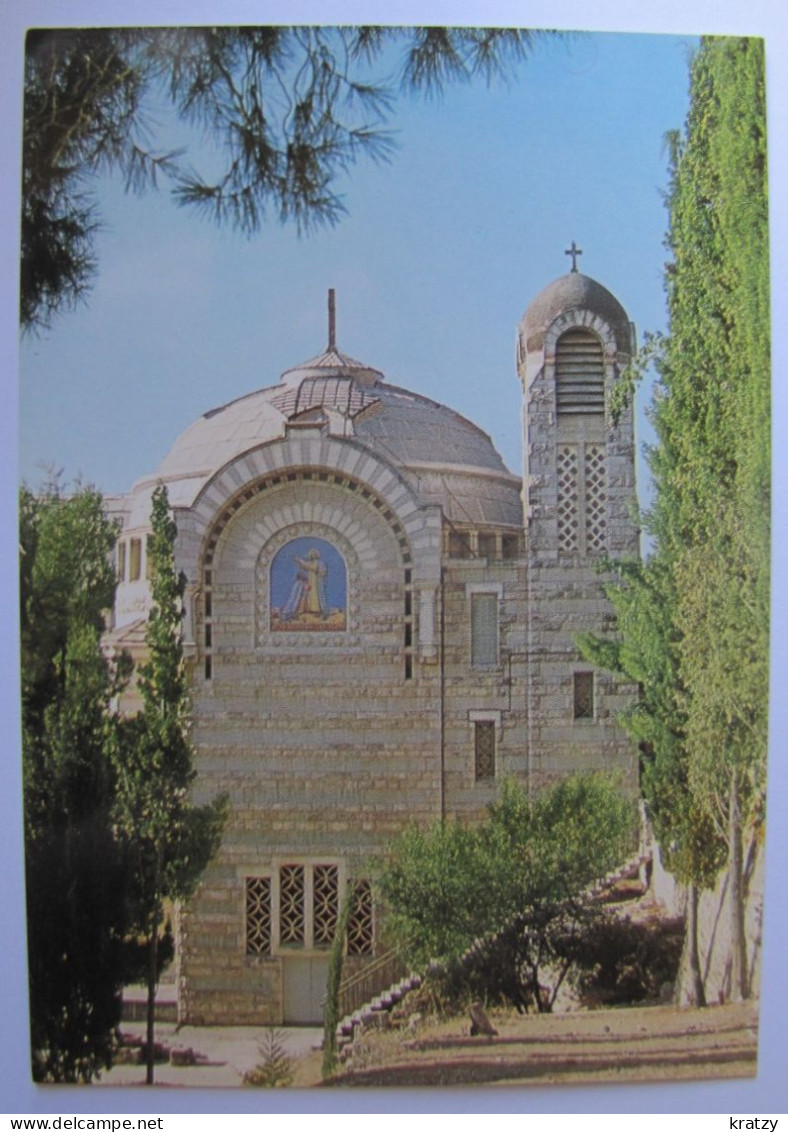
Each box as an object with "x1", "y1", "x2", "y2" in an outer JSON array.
[
  {"x1": 21, "y1": 484, "x2": 131, "y2": 1081},
  {"x1": 113, "y1": 484, "x2": 226, "y2": 1083},
  {"x1": 581, "y1": 36, "x2": 769, "y2": 1003}
]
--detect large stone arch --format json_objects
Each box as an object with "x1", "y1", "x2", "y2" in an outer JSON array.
[
  {"x1": 181, "y1": 433, "x2": 442, "y2": 582},
  {"x1": 174, "y1": 433, "x2": 444, "y2": 662}
]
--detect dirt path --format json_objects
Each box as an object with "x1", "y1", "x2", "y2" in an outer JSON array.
[{"x1": 323, "y1": 1002, "x2": 759, "y2": 1089}]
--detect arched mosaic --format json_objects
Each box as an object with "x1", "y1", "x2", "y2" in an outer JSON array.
[
  {"x1": 255, "y1": 521, "x2": 361, "y2": 647},
  {"x1": 270, "y1": 536, "x2": 347, "y2": 632}
]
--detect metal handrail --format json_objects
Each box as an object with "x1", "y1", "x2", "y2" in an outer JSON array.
[{"x1": 337, "y1": 948, "x2": 406, "y2": 1019}]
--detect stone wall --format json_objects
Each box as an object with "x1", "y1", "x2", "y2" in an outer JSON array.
[{"x1": 518, "y1": 304, "x2": 639, "y2": 793}]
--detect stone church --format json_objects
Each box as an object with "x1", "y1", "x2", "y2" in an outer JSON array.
[{"x1": 105, "y1": 265, "x2": 640, "y2": 1025}]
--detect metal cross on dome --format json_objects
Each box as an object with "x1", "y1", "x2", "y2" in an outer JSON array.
[
  {"x1": 565, "y1": 241, "x2": 583, "y2": 273},
  {"x1": 328, "y1": 288, "x2": 337, "y2": 350}
]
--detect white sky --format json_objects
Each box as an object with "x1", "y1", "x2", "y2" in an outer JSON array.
[{"x1": 3, "y1": 0, "x2": 788, "y2": 1117}]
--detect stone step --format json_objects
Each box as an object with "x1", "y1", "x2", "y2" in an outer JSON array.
[{"x1": 121, "y1": 985, "x2": 178, "y2": 1023}]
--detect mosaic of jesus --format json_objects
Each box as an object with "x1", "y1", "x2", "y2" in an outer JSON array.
[{"x1": 270, "y1": 537, "x2": 347, "y2": 631}]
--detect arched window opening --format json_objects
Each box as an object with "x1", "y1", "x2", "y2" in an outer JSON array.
[{"x1": 556, "y1": 328, "x2": 604, "y2": 415}]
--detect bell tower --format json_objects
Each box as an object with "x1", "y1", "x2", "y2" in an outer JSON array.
[{"x1": 517, "y1": 260, "x2": 640, "y2": 787}]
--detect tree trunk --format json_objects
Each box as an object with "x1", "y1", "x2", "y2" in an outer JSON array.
[
  {"x1": 678, "y1": 881, "x2": 706, "y2": 1007},
  {"x1": 728, "y1": 772, "x2": 748, "y2": 1002},
  {"x1": 145, "y1": 923, "x2": 158, "y2": 1086}
]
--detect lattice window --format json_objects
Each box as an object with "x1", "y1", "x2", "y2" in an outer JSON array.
[
  {"x1": 347, "y1": 880, "x2": 374, "y2": 956},
  {"x1": 313, "y1": 865, "x2": 339, "y2": 948},
  {"x1": 474, "y1": 721, "x2": 496, "y2": 781},
  {"x1": 585, "y1": 444, "x2": 607, "y2": 551},
  {"x1": 245, "y1": 877, "x2": 272, "y2": 955},
  {"x1": 574, "y1": 672, "x2": 594, "y2": 720},
  {"x1": 557, "y1": 446, "x2": 579, "y2": 553},
  {"x1": 279, "y1": 864, "x2": 305, "y2": 945}
]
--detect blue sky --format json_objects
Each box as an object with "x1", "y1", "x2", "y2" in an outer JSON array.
[
  {"x1": 4, "y1": 0, "x2": 788, "y2": 1118},
  {"x1": 19, "y1": 30, "x2": 693, "y2": 504}
]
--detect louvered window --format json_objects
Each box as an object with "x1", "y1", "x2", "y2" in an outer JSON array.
[{"x1": 556, "y1": 329, "x2": 604, "y2": 415}]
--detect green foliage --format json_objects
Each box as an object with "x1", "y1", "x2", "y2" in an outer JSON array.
[
  {"x1": 112, "y1": 484, "x2": 226, "y2": 1082},
  {"x1": 22, "y1": 26, "x2": 551, "y2": 331},
  {"x1": 573, "y1": 914, "x2": 684, "y2": 1007},
  {"x1": 321, "y1": 884, "x2": 355, "y2": 1079},
  {"x1": 375, "y1": 818, "x2": 494, "y2": 967},
  {"x1": 113, "y1": 485, "x2": 226, "y2": 915},
  {"x1": 20, "y1": 483, "x2": 131, "y2": 1082},
  {"x1": 579, "y1": 38, "x2": 769, "y2": 1001},
  {"x1": 242, "y1": 1027, "x2": 294, "y2": 1088},
  {"x1": 441, "y1": 898, "x2": 609, "y2": 1014},
  {"x1": 376, "y1": 774, "x2": 636, "y2": 1003}
]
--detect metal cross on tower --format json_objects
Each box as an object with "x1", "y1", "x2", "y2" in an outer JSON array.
[{"x1": 565, "y1": 241, "x2": 583, "y2": 273}]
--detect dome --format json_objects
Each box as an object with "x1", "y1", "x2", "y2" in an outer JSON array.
[
  {"x1": 280, "y1": 345, "x2": 383, "y2": 387},
  {"x1": 521, "y1": 272, "x2": 631, "y2": 353},
  {"x1": 126, "y1": 338, "x2": 522, "y2": 529}
]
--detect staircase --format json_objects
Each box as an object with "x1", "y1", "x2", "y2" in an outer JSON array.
[
  {"x1": 334, "y1": 949, "x2": 422, "y2": 1048},
  {"x1": 332, "y1": 849, "x2": 654, "y2": 1052}
]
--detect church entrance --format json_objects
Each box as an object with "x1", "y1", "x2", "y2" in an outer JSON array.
[{"x1": 282, "y1": 955, "x2": 330, "y2": 1024}]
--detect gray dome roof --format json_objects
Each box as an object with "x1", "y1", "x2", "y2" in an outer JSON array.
[
  {"x1": 521, "y1": 272, "x2": 631, "y2": 352},
  {"x1": 128, "y1": 344, "x2": 522, "y2": 529},
  {"x1": 280, "y1": 345, "x2": 383, "y2": 387}
]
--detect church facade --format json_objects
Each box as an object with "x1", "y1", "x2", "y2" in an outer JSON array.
[{"x1": 105, "y1": 269, "x2": 640, "y2": 1025}]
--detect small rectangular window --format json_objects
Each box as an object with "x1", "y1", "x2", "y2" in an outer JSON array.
[
  {"x1": 205, "y1": 591, "x2": 212, "y2": 618},
  {"x1": 502, "y1": 534, "x2": 520, "y2": 560},
  {"x1": 129, "y1": 538, "x2": 141, "y2": 581},
  {"x1": 574, "y1": 672, "x2": 594, "y2": 719},
  {"x1": 449, "y1": 530, "x2": 472, "y2": 558},
  {"x1": 475, "y1": 721, "x2": 496, "y2": 781},
  {"x1": 471, "y1": 592, "x2": 498, "y2": 667},
  {"x1": 478, "y1": 533, "x2": 496, "y2": 560},
  {"x1": 116, "y1": 540, "x2": 126, "y2": 582}
]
